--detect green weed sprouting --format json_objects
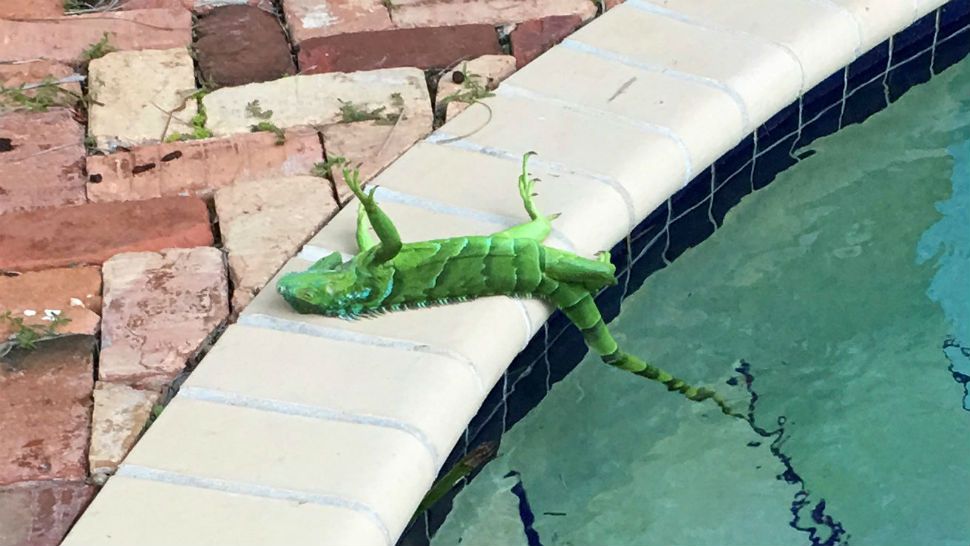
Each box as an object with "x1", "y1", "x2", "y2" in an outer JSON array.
[
  {"x1": 338, "y1": 97, "x2": 402, "y2": 125},
  {"x1": 311, "y1": 155, "x2": 348, "y2": 178},
  {"x1": 0, "y1": 310, "x2": 72, "y2": 354},
  {"x1": 165, "y1": 89, "x2": 214, "y2": 142},
  {"x1": 439, "y1": 64, "x2": 495, "y2": 109},
  {"x1": 81, "y1": 33, "x2": 115, "y2": 62},
  {"x1": 245, "y1": 100, "x2": 286, "y2": 145},
  {"x1": 0, "y1": 78, "x2": 83, "y2": 112}
]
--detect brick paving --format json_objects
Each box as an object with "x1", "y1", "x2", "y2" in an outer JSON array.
[{"x1": 0, "y1": 0, "x2": 623, "y2": 542}]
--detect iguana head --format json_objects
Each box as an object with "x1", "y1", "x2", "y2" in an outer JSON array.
[{"x1": 276, "y1": 255, "x2": 388, "y2": 319}]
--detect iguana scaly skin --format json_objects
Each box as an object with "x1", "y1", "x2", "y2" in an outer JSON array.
[{"x1": 277, "y1": 153, "x2": 736, "y2": 415}]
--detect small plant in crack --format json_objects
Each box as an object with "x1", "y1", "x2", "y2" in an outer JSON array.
[
  {"x1": 0, "y1": 310, "x2": 72, "y2": 356},
  {"x1": 311, "y1": 155, "x2": 347, "y2": 178},
  {"x1": 0, "y1": 78, "x2": 84, "y2": 113},
  {"x1": 81, "y1": 33, "x2": 115, "y2": 62},
  {"x1": 165, "y1": 89, "x2": 214, "y2": 142},
  {"x1": 64, "y1": 0, "x2": 122, "y2": 13},
  {"x1": 380, "y1": 0, "x2": 395, "y2": 9},
  {"x1": 245, "y1": 100, "x2": 285, "y2": 145},
  {"x1": 439, "y1": 63, "x2": 495, "y2": 109},
  {"x1": 338, "y1": 97, "x2": 402, "y2": 125}
]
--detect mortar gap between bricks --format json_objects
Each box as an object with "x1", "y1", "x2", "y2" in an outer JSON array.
[
  {"x1": 315, "y1": 130, "x2": 344, "y2": 206},
  {"x1": 268, "y1": 0, "x2": 301, "y2": 73}
]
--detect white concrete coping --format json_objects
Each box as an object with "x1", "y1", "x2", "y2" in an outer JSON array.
[{"x1": 62, "y1": 1, "x2": 952, "y2": 544}]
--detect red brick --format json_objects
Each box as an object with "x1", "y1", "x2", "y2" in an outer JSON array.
[
  {"x1": 389, "y1": 0, "x2": 596, "y2": 28},
  {"x1": 0, "y1": 197, "x2": 214, "y2": 272},
  {"x1": 0, "y1": 109, "x2": 86, "y2": 214},
  {"x1": 0, "y1": 266, "x2": 102, "y2": 340},
  {"x1": 0, "y1": 0, "x2": 63, "y2": 18},
  {"x1": 283, "y1": 0, "x2": 393, "y2": 43},
  {"x1": 120, "y1": 0, "x2": 264, "y2": 13},
  {"x1": 0, "y1": 480, "x2": 94, "y2": 546},
  {"x1": 0, "y1": 60, "x2": 81, "y2": 103},
  {"x1": 195, "y1": 5, "x2": 296, "y2": 87},
  {"x1": 0, "y1": 336, "x2": 95, "y2": 485},
  {"x1": 86, "y1": 129, "x2": 323, "y2": 202},
  {"x1": 511, "y1": 15, "x2": 584, "y2": 68},
  {"x1": 298, "y1": 24, "x2": 501, "y2": 74},
  {"x1": 0, "y1": 9, "x2": 192, "y2": 64}
]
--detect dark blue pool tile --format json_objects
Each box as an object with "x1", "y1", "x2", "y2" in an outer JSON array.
[
  {"x1": 842, "y1": 75, "x2": 889, "y2": 127},
  {"x1": 939, "y1": 0, "x2": 970, "y2": 40},
  {"x1": 467, "y1": 374, "x2": 507, "y2": 444},
  {"x1": 625, "y1": 228, "x2": 667, "y2": 298},
  {"x1": 933, "y1": 26, "x2": 970, "y2": 74},
  {"x1": 669, "y1": 170, "x2": 712, "y2": 219},
  {"x1": 757, "y1": 101, "x2": 800, "y2": 150},
  {"x1": 505, "y1": 362, "x2": 549, "y2": 430},
  {"x1": 848, "y1": 40, "x2": 890, "y2": 90},
  {"x1": 715, "y1": 134, "x2": 754, "y2": 178},
  {"x1": 752, "y1": 133, "x2": 799, "y2": 191},
  {"x1": 799, "y1": 68, "x2": 845, "y2": 128},
  {"x1": 888, "y1": 49, "x2": 934, "y2": 102},
  {"x1": 892, "y1": 10, "x2": 938, "y2": 63},
  {"x1": 597, "y1": 269, "x2": 628, "y2": 324},
  {"x1": 397, "y1": 514, "x2": 428, "y2": 546},
  {"x1": 711, "y1": 160, "x2": 753, "y2": 226},
  {"x1": 795, "y1": 95, "x2": 843, "y2": 149},
  {"x1": 608, "y1": 237, "x2": 630, "y2": 274},
  {"x1": 544, "y1": 324, "x2": 590, "y2": 387},
  {"x1": 665, "y1": 196, "x2": 715, "y2": 263},
  {"x1": 508, "y1": 333, "x2": 546, "y2": 381}
]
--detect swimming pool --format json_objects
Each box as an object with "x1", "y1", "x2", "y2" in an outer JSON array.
[{"x1": 413, "y1": 15, "x2": 970, "y2": 546}]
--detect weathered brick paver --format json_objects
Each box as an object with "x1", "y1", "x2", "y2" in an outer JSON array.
[
  {"x1": 203, "y1": 67, "x2": 432, "y2": 136},
  {"x1": 0, "y1": 480, "x2": 94, "y2": 546},
  {"x1": 511, "y1": 15, "x2": 585, "y2": 67},
  {"x1": 99, "y1": 247, "x2": 228, "y2": 389},
  {"x1": 0, "y1": 61, "x2": 81, "y2": 110},
  {"x1": 215, "y1": 176, "x2": 338, "y2": 311},
  {"x1": 284, "y1": 0, "x2": 394, "y2": 43},
  {"x1": 0, "y1": 109, "x2": 86, "y2": 213},
  {"x1": 323, "y1": 117, "x2": 432, "y2": 202},
  {"x1": 0, "y1": 0, "x2": 608, "y2": 540},
  {"x1": 0, "y1": 266, "x2": 102, "y2": 340},
  {"x1": 87, "y1": 48, "x2": 197, "y2": 150},
  {"x1": 0, "y1": 197, "x2": 213, "y2": 272},
  {"x1": 89, "y1": 382, "x2": 160, "y2": 479},
  {"x1": 0, "y1": 9, "x2": 193, "y2": 64},
  {"x1": 388, "y1": 0, "x2": 596, "y2": 28},
  {"x1": 0, "y1": 336, "x2": 95, "y2": 485},
  {"x1": 435, "y1": 54, "x2": 516, "y2": 120},
  {"x1": 0, "y1": 0, "x2": 63, "y2": 18},
  {"x1": 195, "y1": 5, "x2": 296, "y2": 87},
  {"x1": 298, "y1": 24, "x2": 502, "y2": 74},
  {"x1": 120, "y1": 0, "x2": 266, "y2": 12},
  {"x1": 86, "y1": 128, "x2": 323, "y2": 202}
]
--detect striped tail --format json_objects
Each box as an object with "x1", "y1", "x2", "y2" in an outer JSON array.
[{"x1": 545, "y1": 279, "x2": 738, "y2": 416}]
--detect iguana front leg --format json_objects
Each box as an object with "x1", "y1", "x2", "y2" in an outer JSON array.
[
  {"x1": 492, "y1": 151, "x2": 559, "y2": 241},
  {"x1": 343, "y1": 168, "x2": 402, "y2": 263}
]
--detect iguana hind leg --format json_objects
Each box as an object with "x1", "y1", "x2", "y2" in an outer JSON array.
[
  {"x1": 343, "y1": 168, "x2": 401, "y2": 263},
  {"x1": 356, "y1": 202, "x2": 378, "y2": 251}
]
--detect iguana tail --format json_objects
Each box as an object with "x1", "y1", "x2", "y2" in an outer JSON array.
[{"x1": 543, "y1": 278, "x2": 738, "y2": 416}]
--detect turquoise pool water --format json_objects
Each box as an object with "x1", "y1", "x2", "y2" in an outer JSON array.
[{"x1": 431, "y1": 56, "x2": 970, "y2": 546}]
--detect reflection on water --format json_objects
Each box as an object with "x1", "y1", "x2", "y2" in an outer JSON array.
[{"x1": 431, "y1": 57, "x2": 970, "y2": 546}]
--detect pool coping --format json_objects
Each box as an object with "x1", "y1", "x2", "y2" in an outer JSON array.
[{"x1": 62, "y1": 1, "x2": 965, "y2": 545}]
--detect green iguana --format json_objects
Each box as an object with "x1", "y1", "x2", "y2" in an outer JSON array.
[{"x1": 277, "y1": 153, "x2": 736, "y2": 415}]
